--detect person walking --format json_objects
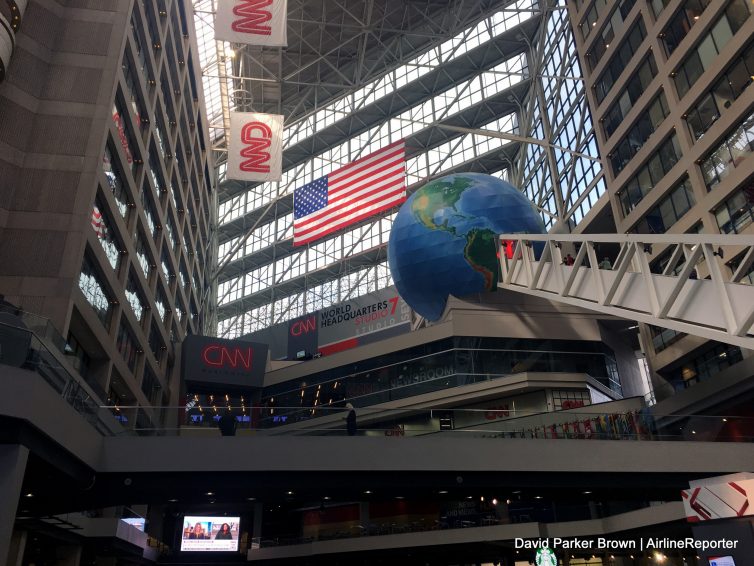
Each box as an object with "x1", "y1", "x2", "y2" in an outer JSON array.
[{"x1": 345, "y1": 403, "x2": 357, "y2": 436}]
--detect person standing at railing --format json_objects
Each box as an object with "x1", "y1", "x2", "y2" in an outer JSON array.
[
  {"x1": 218, "y1": 408, "x2": 237, "y2": 436},
  {"x1": 344, "y1": 403, "x2": 357, "y2": 436}
]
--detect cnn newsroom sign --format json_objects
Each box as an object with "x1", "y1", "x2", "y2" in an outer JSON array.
[
  {"x1": 182, "y1": 335, "x2": 268, "y2": 388},
  {"x1": 227, "y1": 112, "x2": 283, "y2": 182}
]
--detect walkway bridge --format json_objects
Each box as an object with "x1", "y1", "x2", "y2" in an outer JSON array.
[{"x1": 497, "y1": 233, "x2": 754, "y2": 350}]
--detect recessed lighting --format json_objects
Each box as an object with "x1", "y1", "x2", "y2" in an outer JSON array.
[
  {"x1": 723, "y1": 418, "x2": 728, "y2": 422},
  {"x1": 492, "y1": 498, "x2": 498, "y2": 505},
  {"x1": 395, "y1": 496, "x2": 404, "y2": 500},
  {"x1": 534, "y1": 496, "x2": 543, "y2": 499},
  {"x1": 364, "y1": 490, "x2": 372, "y2": 494},
  {"x1": 287, "y1": 491, "x2": 294, "y2": 495},
  {"x1": 512, "y1": 490, "x2": 521, "y2": 494},
  {"x1": 247, "y1": 497, "x2": 256, "y2": 501},
  {"x1": 583, "y1": 491, "x2": 592, "y2": 495},
  {"x1": 168, "y1": 498, "x2": 178, "y2": 503},
  {"x1": 206, "y1": 492, "x2": 214, "y2": 496},
  {"x1": 466, "y1": 496, "x2": 473, "y2": 499},
  {"x1": 323, "y1": 496, "x2": 331, "y2": 500},
  {"x1": 438, "y1": 490, "x2": 448, "y2": 494},
  {"x1": 25, "y1": 493, "x2": 33, "y2": 498},
  {"x1": 480, "y1": 496, "x2": 485, "y2": 502}
]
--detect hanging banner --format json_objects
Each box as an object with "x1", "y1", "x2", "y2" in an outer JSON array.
[
  {"x1": 215, "y1": 0, "x2": 288, "y2": 47},
  {"x1": 227, "y1": 112, "x2": 283, "y2": 182}
]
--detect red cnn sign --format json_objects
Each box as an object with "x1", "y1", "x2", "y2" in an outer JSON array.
[
  {"x1": 239, "y1": 121, "x2": 272, "y2": 173},
  {"x1": 202, "y1": 344, "x2": 253, "y2": 370},
  {"x1": 290, "y1": 316, "x2": 316, "y2": 337},
  {"x1": 231, "y1": 0, "x2": 273, "y2": 36}
]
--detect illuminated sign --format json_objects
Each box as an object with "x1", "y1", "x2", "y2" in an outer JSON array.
[
  {"x1": 202, "y1": 344, "x2": 253, "y2": 369},
  {"x1": 182, "y1": 335, "x2": 268, "y2": 388},
  {"x1": 290, "y1": 316, "x2": 317, "y2": 337},
  {"x1": 535, "y1": 547, "x2": 558, "y2": 566}
]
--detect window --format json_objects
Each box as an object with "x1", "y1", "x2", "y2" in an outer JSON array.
[
  {"x1": 102, "y1": 144, "x2": 130, "y2": 218},
  {"x1": 602, "y1": 56, "x2": 657, "y2": 139},
  {"x1": 610, "y1": 92, "x2": 669, "y2": 175},
  {"x1": 661, "y1": 0, "x2": 711, "y2": 55},
  {"x1": 594, "y1": 19, "x2": 646, "y2": 104},
  {"x1": 700, "y1": 110, "x2": 754, "y2": 189},
  {"x1": 674, "y1": 0, "x2": 751, "y2": 99},
  {"x1": 135, "y1": 229, "x2": 153, "y2": 279},
  {"x1": 686, "y1": 40, "x2": 754, "y2": 140},
  {"x1": 155, "y1": 284, "x2": 170, "y2": 323},
  {"x1": 91, "y1": 197, "x2": 123, "y2": 270},
  {"x1": 79, "y1": 254, "x2": 113, "y2": 327},
  {"x1": 631, "y1": 177, "x2": 695, "y2": 233},
  {"x1": 714, "y1": 185, "x2": 754, "y2": 234},
  {"x1": 116, "y1": 320, "x2": 140, "y2": 373},
  {"x1": 617, "y1": 134, "x2": 682, "y2": 215},
  {"x1": 148, "y1": 323, "x2": 164, "y2": 366},
  {"x1": 112, "y1": 96, "x2": 139, "y2": 175},
  {"x1": 579, "y1": 0, "x2": 607, "y2": 40},
  {"x1": 126, "y1": 270, "x2": 147, "y2": 323},
  {"x1": 586, "y1": 0, "x2": 636, "y2": 70}
]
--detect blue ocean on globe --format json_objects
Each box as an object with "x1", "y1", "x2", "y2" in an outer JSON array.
[{"x1": 388, "y1": 172, "x2": 546, "y2": 321}]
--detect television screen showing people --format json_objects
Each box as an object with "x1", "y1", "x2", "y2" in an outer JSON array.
[{"x1": 180, "y1": 516, "x2": 240, "y2": 552}]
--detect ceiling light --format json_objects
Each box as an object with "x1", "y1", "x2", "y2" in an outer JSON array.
[
  {"x1": 480, "y1": 496, "x2": 485, "y2": 502},
  {"x1": 364, "y1": 490, "x2": 372, "y2": 494},
  {"x1": 168, "y1": 498, "x2": 178, "y2": 503},
  {"x1": 466, "y1": 496, "x2": 473, "y2": 499},
  {"x1": 583, "y1": 491, "x2": 592, "y2": 495},
  {"x1": 492, "y1": 498, "x2": 498, "y2": 505},
  {"x1": 287, "y1": 491, "x2": 294, "y2": 495},
  {"x1": 323, "y1": 496, "x2": 331, "y2": 500},
  {"x1": 247, "y1": 497, "x2": 256, "y2": 501},
  {"x1": 438, "y1": 490, "x2": 448, "y2": 494},
  {"x1": 534, "y1": 496, "x2": 543, "y2": 499},
  {"x1": 395, "y1": 496, "x2": 404, "y2": 500},
  {"x1": 206, "y1": 492, "x2": 214, "y2": 496},
  {"x1": 25, "y1": 493, "x2": 33, "y2": 498},
  {"x1": 512, "y1": 490, "x2": 521, "y2": 494}
]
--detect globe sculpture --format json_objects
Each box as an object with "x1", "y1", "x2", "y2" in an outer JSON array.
[{"x1": 388, "y1": 172, "x2": 547, "y2": 321}]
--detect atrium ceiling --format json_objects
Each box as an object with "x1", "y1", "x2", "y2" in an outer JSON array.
[{"x1": 193, "y1": 0, "x2": 606, "y2": 337}]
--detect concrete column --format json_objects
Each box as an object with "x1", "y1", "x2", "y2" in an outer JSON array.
[
  {"x1": 0, "y1": 445, "x2": 29, "y2": 566},
  {"x1": 251, "y1": 502, "x2": 263, "y2": 547},
  {"x1": 6, "y1": 530, "x2": 27, "y2": 566}
]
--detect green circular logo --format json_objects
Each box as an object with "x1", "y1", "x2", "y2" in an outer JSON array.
[{"x1": 535, "y1": 547, "x2": 558, "y2": 566}]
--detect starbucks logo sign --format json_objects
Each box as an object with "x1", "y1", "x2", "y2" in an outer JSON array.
[{"x1": 535, "y1": 547, "x2": 558, "y2": 566}]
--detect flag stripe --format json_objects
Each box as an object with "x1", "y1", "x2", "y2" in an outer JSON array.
[
  {"x1": 294, "y1": 170, "x2": 404, "y2": 230},
  {"x1": 293, "y1": 140, "x2": 406, "y2": 246},
  {"x1": 295, "y1": 183, "x2": 406, "y2": 238},
  {"x1": 294, "y1": 193, "x2": 407, "y2": 246}
]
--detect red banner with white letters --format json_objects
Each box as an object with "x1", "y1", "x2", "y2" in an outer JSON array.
[
  {"x1": 215, "y1": 0, "x2": 287, "y2": 47},
  {"x1": 227, "y1": 112, "x2": 283, "y2": 182}
]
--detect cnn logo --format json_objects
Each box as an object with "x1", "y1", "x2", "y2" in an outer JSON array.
[
  {"x1": 231, "y1": 0, "x2": 273, "y2": 36},
  {"x1": 239, "y1": 121, "x2": 271, "y2": 173}
]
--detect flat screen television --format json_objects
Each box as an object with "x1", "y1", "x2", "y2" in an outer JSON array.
[{"x1": 180, "y1": 516, "x2": 240, "y2": 552}]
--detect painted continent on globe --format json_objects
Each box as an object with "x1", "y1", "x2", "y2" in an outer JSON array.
[{"x1": 387, "y1": 172, "x2": 546, "y2": 321}]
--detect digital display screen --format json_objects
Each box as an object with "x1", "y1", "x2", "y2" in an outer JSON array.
[
  {"x1": 121, "y1": 518, "x2": 145, "y2": 531},
  {"x1": 180, "y1": 516, "x2": 240, "y2": 552},
  {"x1": 709, "y1": 557, "x2": 735, "y2": 566}
]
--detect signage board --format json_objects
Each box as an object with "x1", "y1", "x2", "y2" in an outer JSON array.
[
  {"x1": 215, "y1": 0, "x2": 287, "y2": 46},
  {"x1": 227, "y1": 112, "x2": 283, "y2": 182},
  {"x1": 682, "y1": 473, "x2": 754, "y2": 522},
  {"x1": 182, "y1": 335, "x2": 268, "y2": 388}
]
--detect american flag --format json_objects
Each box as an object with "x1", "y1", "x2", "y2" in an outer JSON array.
[
  {"x1": 293, "y1": 140, "x2": 406, "y2": 246},
  {"x1": 91, "y1": 205, "x2": 106, "y2": 239}
]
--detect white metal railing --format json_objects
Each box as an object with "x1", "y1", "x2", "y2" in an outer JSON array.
[{"x1": 497, "y1": 233, "x2": 754, "y2": 350}]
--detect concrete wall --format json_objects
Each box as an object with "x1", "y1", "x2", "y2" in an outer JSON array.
[{"x1": 0, "y1": 0, "x2": 131, "y2": 332}]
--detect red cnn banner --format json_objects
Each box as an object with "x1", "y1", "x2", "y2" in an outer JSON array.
[
  {"x1": 215, "y1": 0, "x2": 288, "y2": 47},
  {"x1": 227, "y1": 112, "x2": 283, "y2": 182}
]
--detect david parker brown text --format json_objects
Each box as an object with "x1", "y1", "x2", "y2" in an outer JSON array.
[{"x1": 515, "y1": 537, "x2": 739, "y2": 551}]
